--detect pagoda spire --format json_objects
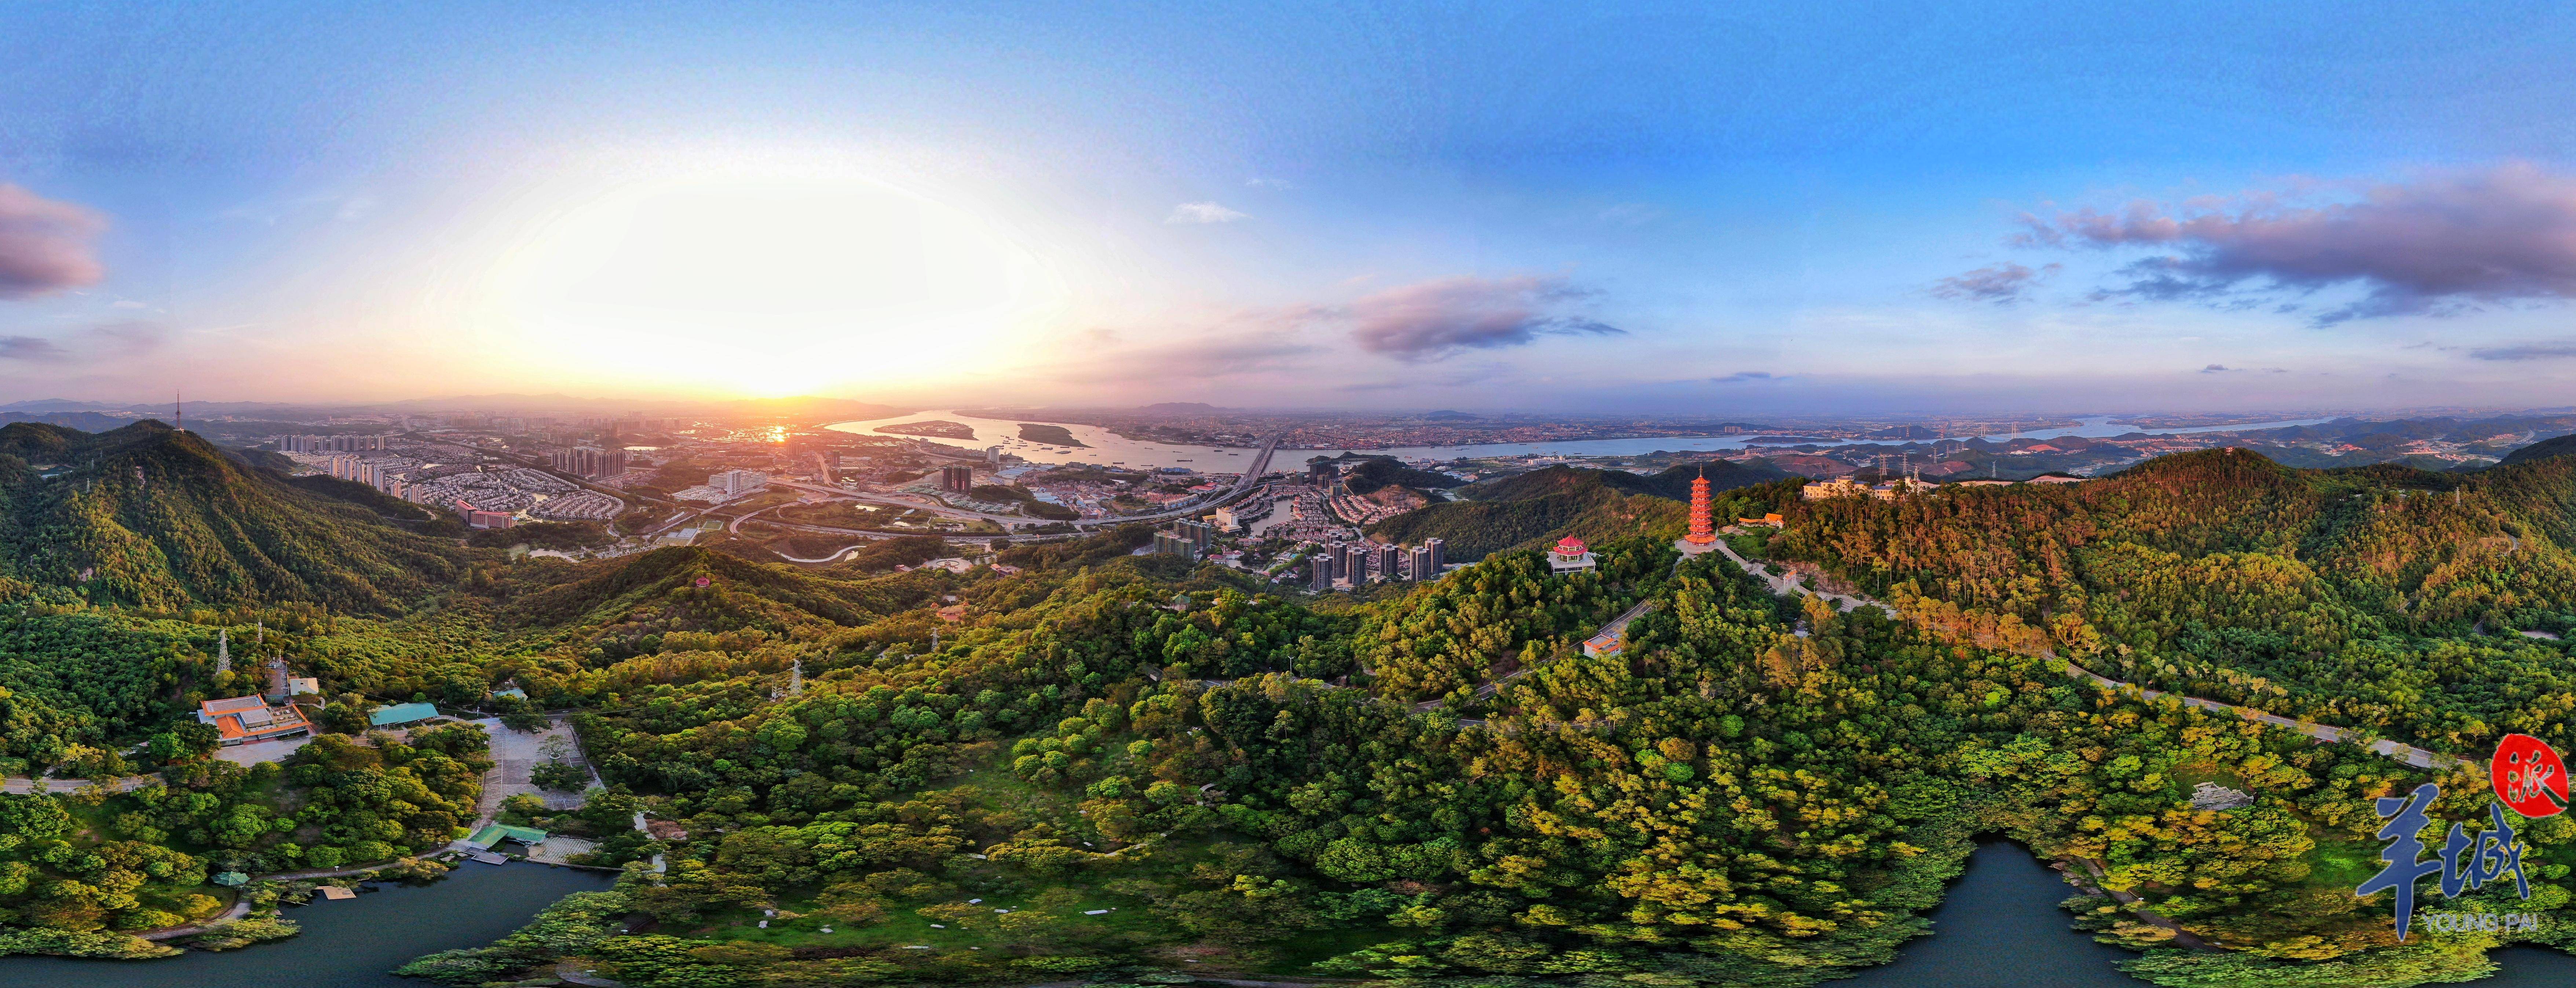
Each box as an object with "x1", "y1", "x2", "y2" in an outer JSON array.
[{"x1": 1684, "y1": 461, "x2": 1717, "y2": 546}]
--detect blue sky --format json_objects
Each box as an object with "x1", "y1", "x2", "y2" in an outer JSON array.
[{"x1": 5, "y1": 1, "x2": 2576, "y2": 414}]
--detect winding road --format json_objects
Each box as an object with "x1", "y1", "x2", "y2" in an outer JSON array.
[{"x1": 1700, "y1": 538, "x2": 2472, "y2": 775}]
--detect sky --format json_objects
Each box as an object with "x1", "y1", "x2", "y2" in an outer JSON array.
[{"x1": 7, "y1": 1, "x2": 2576, "y2": 416}]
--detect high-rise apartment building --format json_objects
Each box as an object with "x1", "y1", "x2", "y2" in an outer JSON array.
[
  {"x1": 1153, "y1": 531, "x2": 1198, "y2": 560},
  {"x1": 1424, "y1": 538, "x2": 1445, "y2": 576},
  {"x1": 1170, "y1": 519, "x2": 1213, "y2": 555},
  {"x1": 1409, "y1": 544, "x2": 1434, "y2": 581},
  {"x1": 1373, "y1": 542, "x2": 1399, "y2": 581},
  {"x1": 1309, "y1": 546, "x2": 1336, "y2": 591},
  {"x1": 278, "y1": 433, "x2": 385, "y2": 454},
  {"x1": 710, "y1": 469, "x2": 769, "y2": 496},
  {"x1": 940, "y1": 464, "x2": 975, "y2": 493},
  {"x1": 549, "y1": 446, "x2": 631, "y2": 480}
]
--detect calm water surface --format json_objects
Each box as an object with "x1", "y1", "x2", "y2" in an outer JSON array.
[
  {"x1": 0, "y1": 863, "x2": 613, "y2": 988},
  {"x1": 1842, "y1": 841, "x2": 2576, "y2": 987},
  {"x1": 7, "y1": 844, "x2": 2568, "y2": 986}
]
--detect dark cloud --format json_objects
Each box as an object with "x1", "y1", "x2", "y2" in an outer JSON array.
[
  {"x1": 2018, "y1": 164, "x2": 2576, "y2": 324},
  {"x1": 2200, "y1": 364, "x2": 2231, "y2": 373},
  {"x1": 2469, "y1": 340, "x2": 2576, "y2": 361},
  {"x1": 0, "y1": 184, "x2": 107, "y2": 299},
  {"x1": 1930, "y1": 262, "x2": 2058, "y2": 304},
  {"x1": 0, "y1": 336, "x2": 68, "y2": 361},
  {"x1": 1335, "y1": 275, "x2": 1623, "y2": 361},
  {"x1": 1709, "y1": 371, "x2": 1778, "y2": 384}
]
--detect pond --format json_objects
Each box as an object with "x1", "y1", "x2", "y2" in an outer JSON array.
[
  {"x1": 0, "y1": 863, "x2": 615, "y2": 988},
  {"x1": 1844, "y1": 840, "x2": 2576, "y2": 987}
]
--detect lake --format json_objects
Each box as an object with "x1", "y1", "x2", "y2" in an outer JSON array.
[
  {"x1": 1843, "y1": 841, "x2": 2576, "y2": 987},
  {"x1": 0, "y1": 863, "x2": 614, "y2": 988},
  {"x1": 824, "y1": 411, "x2": 2335, "y2": 472},
  {"x1": 6, "y1": 844, "x2": 2569, "y2": 986}
]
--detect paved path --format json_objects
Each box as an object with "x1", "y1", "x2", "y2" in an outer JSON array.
[
  {"x1": 2053, "y1": 659, "x2": 2466, "y2": 771},
  {"x1": 4, "y1": 728, "x2": 317, "y2": 794},
  {"x1": 1, "y1": 772, "x2": 157, "y2": 795},
  {"x1": 1704, "y1": 538, "x2": 2481, "y2": 775},
  {"x1": 1707, "y1": 537, "x2": 1896, "y2": 616},
  {"x1": 460, "y1": 716, "x2": 597, "y2": 829},
  {"x1": 138, "y1": 897, "x2": 255, "y2": 941}
]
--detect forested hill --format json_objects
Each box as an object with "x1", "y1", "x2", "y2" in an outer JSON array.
[
  {"x1": 0, "y1": 421, "x2": 461, "y2": 613},
  {"x1": 1596, "y1": 458, "x2": 1788, "y2": 499},
  {"x1": 1363, "y1": 465, "x2": 1723, "y2": 561},
  {"x1": 2501, "y1": 432, "x2": 2576, "y2": 466},
  {"x1": 1359, "y1": 462, "x2": 1790, "y2": 563},
  {"x1": 1771, "y1": 446, "x2": 2576, "y2": 755}
]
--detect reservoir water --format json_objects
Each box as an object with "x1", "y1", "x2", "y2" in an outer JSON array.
[
  {"x1": 1, "y1": 846, "x2": 2570, "y2": 986},
  {"x1": 1839, "y1": 841, "x2": 2576, "y2": 987},
  {"x1": 825, "y1": 410, "x2": 2334, "y2": 472},
  {"x1": 0, "y1": 863, "x2": 614, "y2": 988}
]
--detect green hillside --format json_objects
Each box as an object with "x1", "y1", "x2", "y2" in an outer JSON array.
[
  {"x1": 1366, "y1": 465, "x2": 1693, "y2": 560},
  {"x1": 1340, "y1": 456, "x2": 1465, "y2": 494},
  {"x1": 1775, "y1": 446, "x2": 2576, "y2": 756},
  {"x1": 0, "y1": 426, "x2": 2570, "y2": 987},
  {"x1": 2500, "y1": 432, "x2": 2576, "y2": 466},
  {"x1": 0, "y1": 422, "x2": 461, "y2": 613}
]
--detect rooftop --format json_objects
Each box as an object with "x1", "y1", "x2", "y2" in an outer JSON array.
[{"x1": 369, "y1": 702, "x2": 442, "y2": 727}]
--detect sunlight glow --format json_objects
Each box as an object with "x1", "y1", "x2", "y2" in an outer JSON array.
[{"x1": 484, "y1": 172, "x2": 1069, "y2": 397}]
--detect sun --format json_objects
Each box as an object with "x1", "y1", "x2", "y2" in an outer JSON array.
[{"x1": 483, "y1": 173, "x2": 1067, "y2": 396}]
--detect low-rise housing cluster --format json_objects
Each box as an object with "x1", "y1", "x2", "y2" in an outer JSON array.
[{"x1": 531, "y1": 490, "x2": 623, "y2": 520}]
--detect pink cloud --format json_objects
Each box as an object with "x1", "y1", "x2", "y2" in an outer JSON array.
[
  {"x1": 2017, "y1": 164, "x2": 2576, "y2": 323},
  {"x1": 0, "y1": 184, "x2": 108, "y2": 299}
]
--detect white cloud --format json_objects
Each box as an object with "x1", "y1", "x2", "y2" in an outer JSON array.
[{"x1": 1165, "y1": 202, "x2": 1249, "y2": 224}]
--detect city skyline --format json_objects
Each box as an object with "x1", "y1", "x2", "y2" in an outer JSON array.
[{"x1": 8, "y1": 4, "x2": 2576, "y2": 413}]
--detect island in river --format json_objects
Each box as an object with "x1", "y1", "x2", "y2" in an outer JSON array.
[
  {"x1": 1016, "y1": 422, "x2": 1088, "y2": 447},
  {"x1": 874, "y1": 419, "x2": 977, "y2": 440}
]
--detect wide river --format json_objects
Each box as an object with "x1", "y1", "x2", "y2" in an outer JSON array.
[
  {"x1": 2, "y1": 846, "x2": 2569, "y2": 985},
  {"x1": 825, "y1": 411, "x2": 2335, "y2": 472}
]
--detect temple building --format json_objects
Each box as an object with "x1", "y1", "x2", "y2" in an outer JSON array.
[{"x1": 198, "y1": 695, "x2": 313, "y2": 746}]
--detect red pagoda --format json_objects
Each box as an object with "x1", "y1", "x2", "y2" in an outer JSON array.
[{"x1": 1684, "y1": 465, "x2": 1717, "y2": 546}]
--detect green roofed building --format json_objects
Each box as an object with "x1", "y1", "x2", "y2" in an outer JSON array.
[
  {"x1": 464, "y1": 824, "x2": 549, "y2": 850},
  {"x1": 369, "y1": 702, "x2": 441, "y2": 728}
]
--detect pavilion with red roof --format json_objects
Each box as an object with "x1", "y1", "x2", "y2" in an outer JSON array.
[{"x1": 1547, "y1": 535, "x2": 1598, "y2": 575}]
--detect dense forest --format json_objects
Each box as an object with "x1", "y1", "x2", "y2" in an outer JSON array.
[
  {"x1": 1363, "y1": 466, "x2": 1707, "y2": 561},
  {"x1": 0, "y1": 431, "x2": 2569, "y2": 988},
  {"x1": 1770, "y1": 448, "x2": 2576, "y2": 758}
]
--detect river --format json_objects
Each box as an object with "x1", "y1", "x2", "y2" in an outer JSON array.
[
  {"x1": 0, "y1": 864, "x2": 614, "y2": 988},
  {"x1": 823, "y1": 411, "x2": 2334, "y2": 472}
]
